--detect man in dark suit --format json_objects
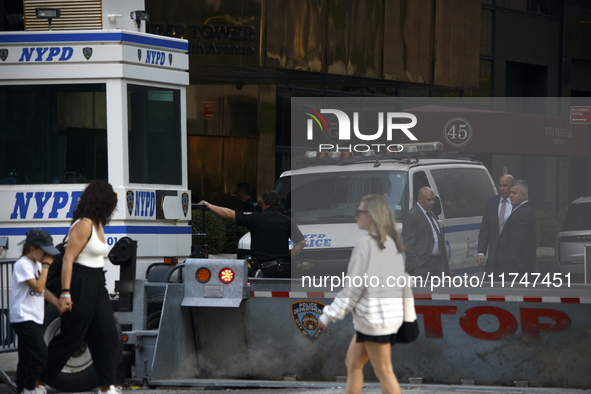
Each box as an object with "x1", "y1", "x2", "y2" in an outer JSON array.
[
  {"x1": 493, "y1": 180, "x2": 539, "y2": 275},
  {"x1": 403, "y1": 187, "x2": 449, "y2": 278},
  {"x1": 477, "y1": 174, "x2": 514, "y2": 273}
]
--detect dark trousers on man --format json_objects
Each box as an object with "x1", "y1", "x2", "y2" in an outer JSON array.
[
  {"x1": 12, "y1": 321, "x2": 47, "y2": 393},
  {"x1": 262, "y1": 263, "x2": 291, "y2": 278},
  {"x1": 408, "y1": 255, "x2": 444, "y2": 279},
  {"x1": 40, "y1": 265, "x2": 120, "y2": 387}
]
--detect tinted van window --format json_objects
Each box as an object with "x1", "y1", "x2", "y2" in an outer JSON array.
[
  {"x1": 275, "y1": 171, "x2": 408, "y2": 223},
  {"x1": 562, "y1": 202, "x2": 591, "y2": 231},
  {"x1": 431, "y1": 168, "x2": 495, "y2": 218}
]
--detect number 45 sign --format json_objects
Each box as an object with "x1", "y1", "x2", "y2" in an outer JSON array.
[{"x1": 444, "y1": 117, "x2": 473, "y2": 147}]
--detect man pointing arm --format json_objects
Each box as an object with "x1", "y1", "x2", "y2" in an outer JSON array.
[{"x1": 200, "y1": 190, "x2": 305, "y2": 277}]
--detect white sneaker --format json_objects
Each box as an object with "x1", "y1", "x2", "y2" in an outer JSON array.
[
  {"x1": 97, "y1": 385, "x2": 122, "y2": 394},
  {"x1": 23, "y1": 388, "x2": 45, "y2": 394}
]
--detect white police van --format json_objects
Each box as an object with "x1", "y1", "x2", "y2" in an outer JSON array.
[{"x1": 238, "y1": 142, "x2": 497, "y2": 276}]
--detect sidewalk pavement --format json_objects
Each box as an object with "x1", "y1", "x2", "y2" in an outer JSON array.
[
  {"x1": 1, "y1": 375, "x2": 589, "y2": 393},
  {"x1": 33, "y1": 383, "x2": 590, "y2": 394}
]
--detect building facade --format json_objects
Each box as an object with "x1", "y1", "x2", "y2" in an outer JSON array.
[{"x1": 1, "y1": 0, "x2": 590, "y2": 211}]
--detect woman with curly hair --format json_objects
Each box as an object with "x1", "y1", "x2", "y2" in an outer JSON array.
[{"x1": 40, "y1": 181, "x2": 121, "y2": 394}]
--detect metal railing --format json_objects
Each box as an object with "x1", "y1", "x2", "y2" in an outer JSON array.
[
  {"x1": 0, "y1": 261, "x2": 16, "y2": 353},
  {"x1": 0, "y1": 260, "x2": 17, "y2": 392}
]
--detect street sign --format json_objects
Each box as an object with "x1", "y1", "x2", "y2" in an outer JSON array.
[{"x1": 570, "y1": 106, "x2": 591, "y2": 124}]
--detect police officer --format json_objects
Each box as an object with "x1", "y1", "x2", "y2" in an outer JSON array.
[
  {"x1": 235, "y1": 182, "x2": 259, "y2": 212},
  {"x1": 200, "y1": 190, "x2": 305, "y2": 278}
]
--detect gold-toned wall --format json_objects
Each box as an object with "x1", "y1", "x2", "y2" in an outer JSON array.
[
  {"x1": 325, "y1": 1, "x2": 384, "y2": 78},
  {"x1": 188, "y1": 135, "x2": 258, "y2": 208},
  {"x1": 145, "y1": 0, "x2": 482, "y2": 204},
  {"x1": 265, "y1": 0, "x2": 325, "y2": 72},
  {"x1": 146, "y1": 0, "x2": 261, "y2": 75},
  {"x1": 186, "y1": 84, "x2": 262, "y2": 205},
  {"x1": 147, "y1": 0, "x2": 480, "y2": 88},
  {"x1": 264, "y1": 0, "x2": 481, "y2": 88},
  {"x1": 384, "y1": 0, "x2": 434, "y2": 84},
  {"x1": 186, "y1": 85, "x2": 258, "y2": 138}
]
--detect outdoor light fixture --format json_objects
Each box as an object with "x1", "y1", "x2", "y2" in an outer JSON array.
[
  {"x1": 36, "y1": 8, "x2": 60, "y2": 31},
  {"x1": 130, "y1": 10, "x2": 150, "y2": 28}
]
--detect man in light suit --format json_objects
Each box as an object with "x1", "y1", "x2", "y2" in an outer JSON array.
[
  {"x1": 493, "y1": 180, "x2": 539, "y2": 275},
  {"x1": 402, "y1": 187, "x2": 449, "y2": 278},
  {"x1": 477, "y1": 174, "x2": 514, "y2": 273}
]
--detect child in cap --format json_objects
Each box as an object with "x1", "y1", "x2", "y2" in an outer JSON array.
[{"x1": 10, "y1": 229, "x2": 61, "y2": 394}]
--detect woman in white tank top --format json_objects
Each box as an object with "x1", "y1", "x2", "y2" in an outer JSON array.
[
  {"x1": 70, "y1": 218, "x2": 109, "y2": 268},
  {"x1": 40, "y1": 181, "x2": 121, "y2": 394}
]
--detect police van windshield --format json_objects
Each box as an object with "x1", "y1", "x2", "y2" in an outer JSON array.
[{"x1": 274, "y1": 171, "x2": 408, "y2": 223}]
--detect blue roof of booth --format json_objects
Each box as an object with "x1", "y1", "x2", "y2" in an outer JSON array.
[{"x1": 0, "y1": 30, "x2": 188, "y2": 51}]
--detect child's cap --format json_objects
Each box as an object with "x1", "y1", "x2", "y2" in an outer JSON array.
[{"x1": 18, "y1": 229, "x2": 60, "y2": 255}]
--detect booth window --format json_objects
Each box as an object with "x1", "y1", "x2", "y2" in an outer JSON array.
[
  {"x1": 0, "y1": 84, "x2": 107, "y2": 184},
  {"x1": 128, "y1": 84, "x2": 182, "y2": 185}
]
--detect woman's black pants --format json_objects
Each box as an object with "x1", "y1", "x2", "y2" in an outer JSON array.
[{"x1": 40, "y1": 265, "x2": 119, "y2": 387}]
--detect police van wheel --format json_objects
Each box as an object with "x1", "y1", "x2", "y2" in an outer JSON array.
[{"x1": 42, "y1": 303, "x2": 123, "y2": 392}]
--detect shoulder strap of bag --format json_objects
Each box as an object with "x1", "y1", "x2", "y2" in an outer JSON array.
[
  {"x1": 62, "y1": 221, "x2": 93, "y2": 253},
  {"x1": 403, "y1": 273, "x2": 417, "y2": 322}
]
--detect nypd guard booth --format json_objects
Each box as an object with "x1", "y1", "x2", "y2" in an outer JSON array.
[{"x1": 0, "y1": 6, "x2": 191, "y2": 291}]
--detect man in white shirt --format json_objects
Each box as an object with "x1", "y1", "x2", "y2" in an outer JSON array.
[{"x1": 477, "y1": 174, "x2": 514, "y2": 273}]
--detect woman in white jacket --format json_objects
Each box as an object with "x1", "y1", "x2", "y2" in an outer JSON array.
[{"x1": 319, "y1": 194, "x2": 406, "y2": 394}]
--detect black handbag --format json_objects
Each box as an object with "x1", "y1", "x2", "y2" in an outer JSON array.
[
  {"x1": 395, "y1": 273, "x2": 419, "y2": 344},
  {"x1": 46, "y1": 228, "x2": 93, "y2": 295},
  {"x1": 395, "y1": 321, "x2": 419, "y2": 344},
  {"x1": 46, "y1": 236, "x2": 67, "y2": 296}
]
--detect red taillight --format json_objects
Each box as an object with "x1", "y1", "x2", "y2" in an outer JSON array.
[
  {"x1": 196, "y1": 267, "x2": 211, "y2": 283},
  {"x1": 164, "y1": 257, "x2": 178, "y2": 265},
  {"x1": 122, "y1": 334, "x2": 129, "y2": 343},
  {"x1": 219, "y1": 268, "x2": 235, "y2": 284}
]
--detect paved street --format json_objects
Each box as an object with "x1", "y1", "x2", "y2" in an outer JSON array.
[
  {"x1": 32, "y1": 383, "x2": 591, "y2": 394},
  {"x1": 1, "y1": 379, "x2": 588, "y2": 394}
]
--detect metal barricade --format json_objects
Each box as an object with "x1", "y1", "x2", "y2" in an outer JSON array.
[
  {"x1": 0, "y1": 261, "x2": 16, "y2": 352},
  {"x1": 0, "y1": 260, "x2": 17, "y2": 392}
]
